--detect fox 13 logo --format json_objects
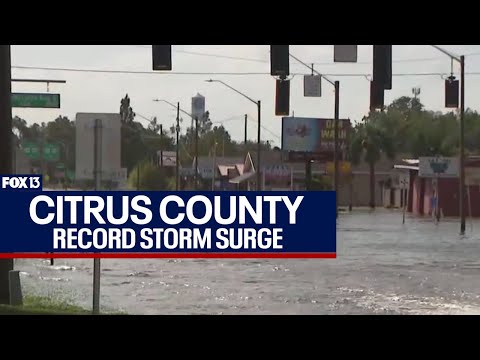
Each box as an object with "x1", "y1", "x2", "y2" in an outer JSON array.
[{"x1": 1, "y1": 175, "x2": 42, "y2": 191}]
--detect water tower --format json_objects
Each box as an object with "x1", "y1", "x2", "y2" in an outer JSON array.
[{"x1": 191, "y1": 93, "x2": 206, "y2": 129}]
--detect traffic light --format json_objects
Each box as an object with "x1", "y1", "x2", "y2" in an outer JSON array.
[
  {"x1": 270, "y1": 45, "x2": 290, "y2": 78},
  {"x1": 152, "y1": 45, "x2": 172, "y2": 71},
  {"x1": 370, "y1": 80, "x2": 384, "y2": 111},
  {"x1": 275, "y1": 79, "x2": 290, "y2": 116},
  {"x1": 373, "y1": 45, "x2": 392, "y2": 90},
  {"x1": 445, "y1": 77, "x2": 459, "y2": 108},
  {"x1": 334, "y1": 45, "x2": 358, "y2": 63}
]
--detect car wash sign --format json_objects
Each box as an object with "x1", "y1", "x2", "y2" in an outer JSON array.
[{"x1": 419, "y1": 157, "x2": 459, "y2": 178}]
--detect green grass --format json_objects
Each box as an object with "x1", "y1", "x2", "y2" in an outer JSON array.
[{"x1": 0, "y1": 296, "x2": 125, "y2": 315}]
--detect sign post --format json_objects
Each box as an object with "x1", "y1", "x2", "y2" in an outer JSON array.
[
  {"x1": 398, "y1": 172, "x2": 410, "y2": 225},
  {"x1": 92, "y1": 119, "x2": 102, "y2": 315}
]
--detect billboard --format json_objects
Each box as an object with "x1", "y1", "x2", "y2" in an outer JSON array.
[
  {"x1": 75, "y1": 113, "x2": 121, "y2": 181},
  {"x1": 418, "y1": 157, "x2": 459, "y2": 178},
  {"x1": 282, "y1": 117, "x2": 351, "y2": 157}
]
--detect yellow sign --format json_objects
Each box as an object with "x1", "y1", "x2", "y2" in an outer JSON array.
[{"x1": 326, "y1": 161, "x2": 352, "y2": 175}]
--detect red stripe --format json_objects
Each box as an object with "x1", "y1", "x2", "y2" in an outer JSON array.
[{"x1": 0, "y1": 253, "x2": 336, "y2": 259}]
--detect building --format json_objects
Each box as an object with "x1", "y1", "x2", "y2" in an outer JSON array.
[
  {"x1": 229, "y1": 150, "x2": 327, "y2": 191},
  {"x1": 188, "y1": 156, "x2": 244, "y2": 190},
  {"x1": 394, "y1": 157, "x2": 480, "y2": 217}
]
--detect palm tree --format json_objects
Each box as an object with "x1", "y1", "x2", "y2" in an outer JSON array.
[{"x1": 350, "y1": 120, "x2": 395, "y2": 209}]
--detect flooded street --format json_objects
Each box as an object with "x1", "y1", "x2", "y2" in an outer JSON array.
[{"x1": 14, "y1": 209, "x2": 480, "y2": 315}]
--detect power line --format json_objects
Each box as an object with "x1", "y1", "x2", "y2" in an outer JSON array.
[
  {"x1": 138, "y1": 110, "x2": 279, "y2": 144},
  {"x1": 126, "y1": 45, "x2": 480, "y2": 66},
  {"x1": 245, "y1": 115, "x2": 281, "y2": 140},
  {"x1": 12, "y1": 65, "x2": 480, "y2": 77}
]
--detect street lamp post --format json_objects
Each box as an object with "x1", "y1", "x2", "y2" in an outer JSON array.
[
  {"x1": 153, "y1": 99, "x2": 201, "y2": 190},
  {"x1": 430, "y1": 45, "x2": 466, "y2": 235},
  {"x1": 205, "y1": 79, "x2": 262, "y2": 191},
  {"x1": 176, "y1": 103, "x2": 180, "y2": 191},
  {"x1": 289, "y1": 54, "x2": 340, "y2": 217}
]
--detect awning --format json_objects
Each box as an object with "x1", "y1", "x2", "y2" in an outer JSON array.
[
  {"x1": 394, "y1": 165, "x2": 419, "y2": 171},
  {"x1": 229, "y1": 171, "x2": 256, "y2": 184}
]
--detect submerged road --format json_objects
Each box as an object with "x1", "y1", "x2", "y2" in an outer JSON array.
[{"x1": 14, "y1": 208, "x2": 480, "y2": 314}]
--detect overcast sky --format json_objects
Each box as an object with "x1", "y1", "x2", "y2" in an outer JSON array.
[{"x1": 10, "y1": 45, "x2": 480, "y2": 147}]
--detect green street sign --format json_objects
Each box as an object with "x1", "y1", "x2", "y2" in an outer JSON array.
[
  {"x1": 21, "y1": 142, "x2": 60, "y2": 162},
  {"x1": 66, "y1": 169, "x2": 75, "y2": 182},
  {"x1": 43, "y1": 143, "x2": 60, "y2": 162},
  {"x1": 22, "y1": 142, "x2": 41, "y2": 160},
  {"x1": 12, "y1": 93, "x2": 61, "y2": 109}
]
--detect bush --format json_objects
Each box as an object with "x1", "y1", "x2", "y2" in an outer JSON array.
[
  {"x1": 128, "y1": 161, "x2": 172, "y2": 191},
  {"x1": 310, "y1": 176, "x2": 333, "y2": 191}
]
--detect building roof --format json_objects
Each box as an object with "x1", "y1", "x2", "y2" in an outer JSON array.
[
  {"x1": 229, "y1": 171, "x2": 256, "y2": 184},
  {"x1": 192, "y1": 156, "x2": 244, "y2": 169}
]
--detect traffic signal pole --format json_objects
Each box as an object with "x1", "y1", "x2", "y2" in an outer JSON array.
[{"x1": 0, "y1": 45, "x2": 14, "y2": 305}]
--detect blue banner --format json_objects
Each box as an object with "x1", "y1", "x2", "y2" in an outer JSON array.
[{"x1": 0, "y1": 190, "x2": 336, "y2": 257}]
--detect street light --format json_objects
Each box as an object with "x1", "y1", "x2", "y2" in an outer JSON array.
[
  {"x1": 430, "y1": 45, "x2": 466, "y2": 235},
  {"x1": 152, "y1": 99, "x2": 181, "y2": 190},
  {"x1": 289, "y1": 54, "x2": 340, "y2": 217},
  {"x1": 205, "y1": 79, "x2": 262, "y2": 191},
  {"x1": 153, "y1": 99, "x2": 203, "y2": 190},
  {"x1": 153, "y1": 100, "x2": 181, "y2": 189}
]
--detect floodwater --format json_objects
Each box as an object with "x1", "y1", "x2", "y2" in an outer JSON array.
[{"x1": 15, "y1": 209, "x2": 480, "y2": 315}]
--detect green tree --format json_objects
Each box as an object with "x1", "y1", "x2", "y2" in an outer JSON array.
[
  {"x1": 350, "y1": 119, "x2": 395, "y2": 209},
  {"x1": 128, "y1": 161, "x2": 172, "y2": 191}
]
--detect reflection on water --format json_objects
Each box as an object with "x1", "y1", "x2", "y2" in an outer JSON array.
[{"x1": 15, "y1": 209, "x2": 480, "y2": 315}]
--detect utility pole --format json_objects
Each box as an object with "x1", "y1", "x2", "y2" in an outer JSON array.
[
  {"x1": 257, "y1": 101, "x2": 261, "y2": 191},
  {"x1": 289, "y1": 53, "x2": 340, "y2": 216},
  {"x1": 460, "y1": 55, "x2": 466, "y2": 234},
  {"x1": 92, "y1": 118, "x2": 103, "y2": 315},
  {"x1": 195, "y1": 117, "x2": 199, "y2": 190},
  {"x1": 136, "y1": 161, "x2": 140, "y2": 190},
  {"x1": 176, "y1": 102, "x2": 180, "y2": 191},
  {"x1": 334, "y1": 81, "x2": 340, "y2": 218},
  {"x1": 0, "y1": 45, "x2": 13, "y2": 305},
  {"x1": 244, "y1": 114, "x2": 248, "y2": 147},
  {"x1": 430, "y1": 45, "x2": 466, "y2": 234},
  {"x1": 212, "y1": 142, "x2": 217, "y2": 191},
  {"x1": 204, "y1": 80, "x2": 261, "y2": 191},
  {"x1": 160, "y1": 124, "x2": 164, "y2": 168}
]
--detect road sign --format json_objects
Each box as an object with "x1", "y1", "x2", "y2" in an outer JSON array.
[
  {"x1": 419, "y1": 157, "x2": 459, "y2": 178},
  {"x1": 304, "y1": 75, "x2": 322, "y2": 97},
  {"x1": 43, "y1": 143, "x2": 60, "y2": 162},
  {"x1": 21, "y1": 142, "x2": 60, "y2": 162},
  {"x1": 398, "y1": 172, "x2": 410, "y2": 190},
  {"x1": 12, "y1": 93, "x2": 61, "y2": 109},
  {"x1": 158, "y1": 151, "x2": 177, "y2": 167},
  {"x1": 22, "y1": 142, "x2": 41, "y2": 160}
]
